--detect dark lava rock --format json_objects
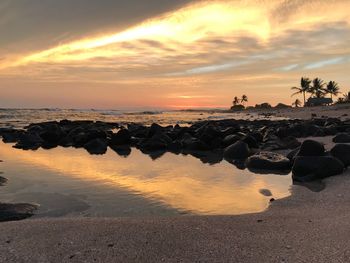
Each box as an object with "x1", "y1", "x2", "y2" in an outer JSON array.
[
  {"x1": 242, "y1": 135, "x2": 259, "y2": 148},
  {"x1": 224, "y1": 141, "x2": 250, "y2": 160},
  {"x1": 297, "y1": 140, "x2": 325, "y2": 156},
  {"x1": 333, "y1": 133, "x2": 350, "y2": 143},
  {"x1": 110, "y1": 145, "x2": 131, "y2": 157},
  {"x1": 13, "y1": 133, "x2": 44, "y2": 150},
  {"x1": 292, "y1": 156, "x2": 344, "y2": 182},
  {"x1": 110, "y1": 129, "x2": 131, "y2": 145},
  {"x1": 279, "y1": 136, "x2": 301, "y2": 149},
  {"x1": 39, "y1": 124, "x2": 65, "y2": 144},
  {"x1": 330, "y1": 144, "x2": 350, "y2": 167},
  {"x1": 246, "y1": 152, "x2": 291, "y2": 171},
  {"x1": 259, "y1": 189, "x2": 272, "y2": 196},
  {"x1": 2, "y1": 130, "x2": 24, "y2": 143},
  {"x1": 0, "y1": 176, "x2": 7, "y2": 186},
  {"x1": 84, "y1": 138, "x2": 108, "y2": 155},
  {"x1": 222, "y1": 134, "x2": 241, "y2": 147},
  {"x1": 0, "y1": 203, "x2": 38, "y2": 222},
  {"x1": 287, "y1": 147, "x2": 300, "y2": 162}
]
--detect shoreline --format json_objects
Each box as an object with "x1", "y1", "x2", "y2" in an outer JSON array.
[{"x1": 1, "y1": 168, "x2": 349, "y2": 262}]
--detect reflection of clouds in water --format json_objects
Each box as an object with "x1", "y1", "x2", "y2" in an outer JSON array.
[{"x1": 0, "y1": 142, "x2": 291, "y2": 215}]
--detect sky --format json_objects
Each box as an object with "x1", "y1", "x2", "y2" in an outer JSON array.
[{"x1": 0, "y1": 0, "x2": 349, "y2": 109}]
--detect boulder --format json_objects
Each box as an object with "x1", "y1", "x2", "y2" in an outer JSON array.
[
  {"x1": 0, "y1": 176, "x2": 7, "y2": 186},
  {"x1": 39, "y1": 124, "x2": 65, "y2": 144},
  {"x1": 13, "y1": 133, "x2": 43, "y2": 150},
  {"x1": 242, "y1": 135, "x2": 259, "y2": 148},
  {"x1": 0, "y1": 203, "x2": 38, "y2": 222},
  {"x1": 110, "y1": 129, "x2": 131, "y2": 145},
  {"x1": 222, "y1": 134, "x2": 241, "y2": 147},
  {"x1": 224, "y1": 141, "x2": 250, "y2": 160},
  {"x1": 292, "y1": 156, "x2": 344, "y2": 182},
  {"x1": 110, "y1": 145, "x2": 131, "y2": 157},
  {"x1": 297, "y1": 140, "x2": 325, "y2": 156},
  {"x1": 246, "y1": 152, "x2": 291, "y2": 171},
  {"x1": 333, "y1": 133, "x2": 350, "y2": 143},
  {"x1": 330, "y1": 144, "x2": 350, "y2": 167},
  {"x1": 84, "y1": 138, "x2": 108, "y2": 155}
]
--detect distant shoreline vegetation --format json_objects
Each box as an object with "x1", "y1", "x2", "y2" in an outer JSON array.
[{"x1": 230, "y1": 77, "x2": 349, "y2": 111}]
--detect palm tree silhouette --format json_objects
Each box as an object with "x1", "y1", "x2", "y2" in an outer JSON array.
[
  {"x1": 292, "y1": 99, "x2": 302, "y2": 108},
  {"x1": 325, "y1": 81, "x2": 340, "y2": 100},
  {"x1": 241, "y1": 95, "x2": 248, "y2": 106},
  {"x1": 291, "y1": 77, "x2": 311, "y2": 106},
  {"x1": 233, "y1": 96, "x2": 240, "y2": 106},
  {"x1": 310, "y1": 78, "x2": 326, "y2": 98}
]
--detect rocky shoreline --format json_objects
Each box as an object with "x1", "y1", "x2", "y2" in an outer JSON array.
[{"x1": 0, "y1": 117, "x2": 350, "y2": 222}]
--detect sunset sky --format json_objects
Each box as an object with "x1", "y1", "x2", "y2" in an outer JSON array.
[{"x1": 0, "y1": 0, "x2": 349, "y2": 109}]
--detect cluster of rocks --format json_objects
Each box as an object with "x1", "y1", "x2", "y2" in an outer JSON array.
[{"x1": 0, "y1": 117, "x2": 349, "y2": 182}]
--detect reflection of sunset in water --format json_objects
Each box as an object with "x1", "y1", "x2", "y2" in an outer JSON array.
[{"x1": 0, "y1": 142, "x2": 291, "y2": 215}]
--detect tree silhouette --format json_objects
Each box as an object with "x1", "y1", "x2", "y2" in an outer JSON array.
[
  {"x1": 310, "y1": 78, "x2": 326, "y2": 98},
  {"x1": 291, "y1": 77, "x2": 311, "y2": 106},
  {"x1": 292, "y1": 99, "x2": 302, "y2": 108},
  {"x1": 325, "y1": 81, "x2": 340, "y2": 100},
  {"x1": 241, "y1": 95, "x2": 248, "y2": 106},
  {"x1": 233, "y1": 96, "x2": 240, "y2": 106}
]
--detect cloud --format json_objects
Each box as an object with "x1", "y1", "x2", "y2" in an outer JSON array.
[{"x1": 0, "y1": 0, "x2": 349, "y2": 108}]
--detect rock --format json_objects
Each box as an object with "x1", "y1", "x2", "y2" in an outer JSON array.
[
  {"x1": 39, "y1": 124, "x2": 65, "y2": 144},
  {"x1": 222, "y1": 134, "x2": 241, "y2": 147},
  {"x1": 330, "y1": 144, "x2": 350, "y2": 167},
  {"x1": 13, "y1": 133, "x2": 44, "y2": 150},
  {"x1": 292, "y1": 156, "x2": 344, "y2": 182},
  {"x1": 297, "y1": 140, "x2": 325, "y2": 156},
  {"x1": 110, "y1": 145, "x2": 131, "y2": 157},
  {"x1": 333, "y1": 133, "x2": 350, "y2": 143},
  {"x1": 278, "y1": 136, "x2": 301, "y2": 149},
  {"x1": 0, "y1": 176, "x2": 7, "y2": 186},
  {"x1": 147, "y1": 123, "x2": 164, "y2": 138},
  {"x1": 246, "y1": 152, "x2": 291, "y2": 171},
  {"x1": 1, "y1": 130, "x2": 24, "y2": 143},
  {"x1": 110, "y1": 129, "x2": 131, "y2": 145},
  {"x1": 224, "y1": 141, "x2": 250, "y2": 160},
  {"x1": 287, "y1": 147, "x2": 300, "y2": 162},
  {"x1": 259, "y1": 189, "x2": 272, "y2": 196},
  {"x1": 0, "y1": 203, "x2": 38, "y2": 222},
  {"x1": 84, "y1": 138, "x2": 108, "y2": 155},
  {"x1": 242, "y1": 135, "x2": 259, "y2": 148}
]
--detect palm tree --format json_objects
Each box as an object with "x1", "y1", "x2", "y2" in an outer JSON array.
[
  {"x1": 233, "y1": 96, "x2": 240, "y2": 106},
  {"x1": 344, "y1": 91, "x2": 350, "y2": 102},
  {"x1": 291, "y1": 77, "x2": 311, "y2": 106},
  {"x1": 241, "y1": 95, "x2": 248, "y2": 106},
  {"x1": 292, "y1": 99, "x2": 302, "y2": 108},
  {"x1": 325, "y1": 81, "x2": 340, "y2": 100},
  {"x1": 310, "y1": 78, "x2": 326, "y2": 98}
]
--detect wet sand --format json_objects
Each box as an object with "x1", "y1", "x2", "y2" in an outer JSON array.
[{"x1": 0, "y1": 168, "x2": 349, "y2": 262}]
